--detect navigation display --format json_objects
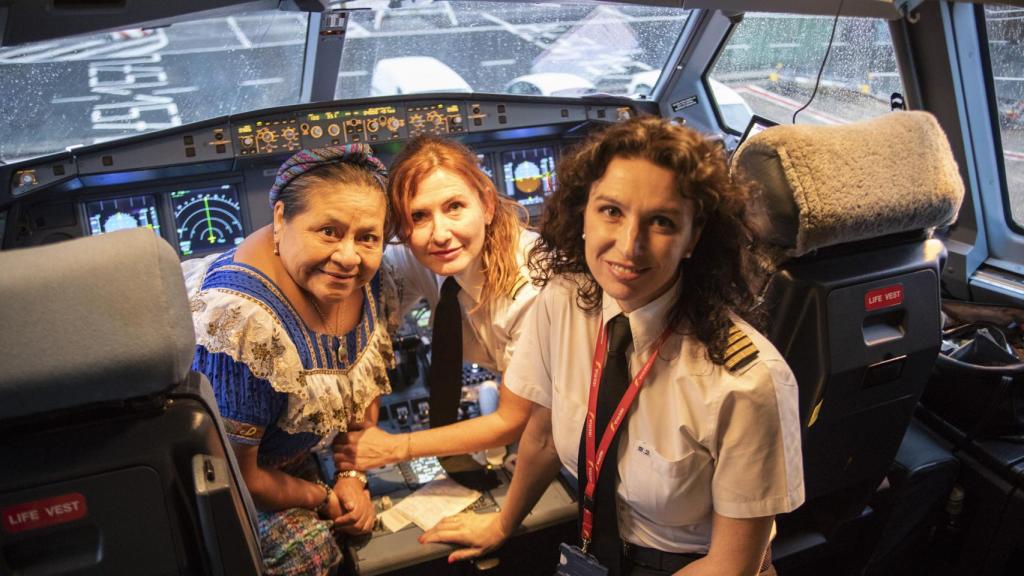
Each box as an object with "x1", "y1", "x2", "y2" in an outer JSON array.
[
  {"x1": 501, "y1": 146, "x2": 556, "y2": 207},
  {"x1": 171, "y1": 184, "x2": 245, "y2": 257},
  {"x1": 476, "y1": 153, "x2": 495, "y2": 183},
  {"x1": 85, "y1": 195, "x2": 161, "y2": 237}
]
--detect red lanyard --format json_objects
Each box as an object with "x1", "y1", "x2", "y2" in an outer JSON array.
[{"x1": 580, "y1": 316, "x2": 671, "y2": 552}]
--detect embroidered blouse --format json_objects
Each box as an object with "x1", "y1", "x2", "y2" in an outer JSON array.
[{"x1": 183, "y1": 249, "x2": 397, "y2": 466}]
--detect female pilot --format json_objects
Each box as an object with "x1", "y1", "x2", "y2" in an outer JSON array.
[
  {"x1": 334, "y1": 135, "x2": 538, "y2": 470},
  {"x1": 420, "y1": 117, "x2": 805, "y2": 576}
]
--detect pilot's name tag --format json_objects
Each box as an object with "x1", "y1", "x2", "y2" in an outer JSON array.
[{"x1": 556, "y1": 543, "x2": 608, "y2": 576}]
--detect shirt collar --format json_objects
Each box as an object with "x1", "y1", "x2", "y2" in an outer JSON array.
[
  {"x1": 449, "y1": 257, "x2": 485, "y2": 304},
  {"x1": 600, "y1": 278, "x2": 680, "y2": 354}
]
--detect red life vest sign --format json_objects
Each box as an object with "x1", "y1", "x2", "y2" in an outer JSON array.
[
  {"x1": 865, "y1": 284, "x2": 904, "y2": 312},
  {"x1": 2, "y1": 493, "x2": 87, "y2": 534}
]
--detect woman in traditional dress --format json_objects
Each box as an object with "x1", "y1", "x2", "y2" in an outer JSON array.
[{"x1": 184, "y1": 144, "x2": 396, "y2": 575}]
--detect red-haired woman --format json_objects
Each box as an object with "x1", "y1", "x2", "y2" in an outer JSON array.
[{"x1": 334, "y1": 135, "x2": 538, "y2": 471}]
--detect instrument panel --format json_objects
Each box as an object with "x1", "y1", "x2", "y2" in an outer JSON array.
[
  {"x1": 235, "y1": 117, "x2": 302, "y2": 156},
  {"x1": 0, "y1": 93, "x2": 651, "y2": 252},
  {"x1": 236, "y1": 102, "x2": 469, "y2": 155}
]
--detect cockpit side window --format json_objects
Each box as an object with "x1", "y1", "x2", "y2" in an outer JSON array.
[
  {"x1": 982, "y1": 3, "x2": 1024, "y2": 232},
  {"x1": 707, "y1": 13, "x2": 902, "y2": 132}
]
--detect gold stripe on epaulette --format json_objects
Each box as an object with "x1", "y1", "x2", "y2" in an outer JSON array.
[
  {"x1": 510, "y1": 276, "x2": 530, "y2": 300},
  {"x1": 723, "y1": 328, "x2": 759, "y2": 373},
  {"x1": 807, "y1": 399, "x2": 824, "y2": 428}
]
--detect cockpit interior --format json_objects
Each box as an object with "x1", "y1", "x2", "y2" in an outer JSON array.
[{"x1": 1, "y1": 1, "x2": 1023, "y2": 575}]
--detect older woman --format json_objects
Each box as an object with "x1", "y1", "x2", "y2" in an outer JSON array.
[
  {"x1": 334, "y1": 135, "x2": 538, "y2": 471},
  {"x1": 183, "y1": 144, "x2": 396, "y2": 576},
  {"x1": 421, "y1": 117, "x2": 805, "y2": 576}
]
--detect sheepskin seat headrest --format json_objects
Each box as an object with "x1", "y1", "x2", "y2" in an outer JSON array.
[{"x1": 732, "y1": 111, "x2": 965, "y2": 257}]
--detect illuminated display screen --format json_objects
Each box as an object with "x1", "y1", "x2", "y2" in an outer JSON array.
[
  {"x1": 476, "y1": 153, "x2": 495, "y2": 182},
  {"x1": 171, "y1": 184, "x2": 245, "y2": 257},
  {"x1": 501, "y1": 146, "x2": 556, "y2": 206},
  {"x1": 85, "y1": 195, "x2": 161, "y2": 237}
]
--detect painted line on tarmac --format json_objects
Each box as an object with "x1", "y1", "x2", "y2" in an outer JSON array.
[
  {"x1": 240, "y1": 77, "x2": 284, "y2": 86},
  {"x1": 1005, "y1": 150, "x2": 1024, "y2": 162},
  {"x1": 1, "y1": 39, "x2": 107, "y2": 63},
  {"x1": 737, "y1": 84, "x2": 846, "y2": 125},
  {"x1": 51, "y1": 95, "x2": 102, "y2": 104},
  {"x1": 158, "y1": 39, "x2": 304, "y2": 55},
  {"x1": 153, "y1": 86, "x2": 199, "y2": 95},
  {"x1": 227, "y1": 16, "x2": 253, "y2": 49}
]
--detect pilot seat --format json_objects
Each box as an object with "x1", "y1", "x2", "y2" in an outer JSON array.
[
  {"x1": 732, "y1": 110, "x2": 965, "y2": 573},
  {"x1": 0, "y1": 229, "x2": 263, "y2": 575}
]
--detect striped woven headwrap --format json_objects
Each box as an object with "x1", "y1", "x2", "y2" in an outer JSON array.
[{"x1": 268, "y1": 143, "x2": 388, "y2": 208}]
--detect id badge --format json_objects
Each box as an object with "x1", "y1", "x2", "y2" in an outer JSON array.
[{"x1": 556, "y1": 542, "x2": 608, "y2": 576}]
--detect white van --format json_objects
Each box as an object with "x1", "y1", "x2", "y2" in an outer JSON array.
[{"x1": 370, "y1": 56, "x2": 472, "y2": 96}]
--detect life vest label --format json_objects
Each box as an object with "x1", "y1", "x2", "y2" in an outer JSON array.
[
  {"x1": 2, "y1": 492, "x2": 87, "y2": 534},
  {"x1": 865, "y1": 284, "x2": 904, "y2": 311}
]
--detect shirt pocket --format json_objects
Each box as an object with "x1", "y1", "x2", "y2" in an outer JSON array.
[{"x1": 622, "y1": 439, "x2": 713, "y2": 527}]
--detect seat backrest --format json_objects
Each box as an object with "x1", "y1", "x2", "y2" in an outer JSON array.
[
  {"x1": 733, "y1": 111, "x2": 965, "y2": 529},
  {"x1": 0, "y1": 229, "x2": 262, "y2": 576}
]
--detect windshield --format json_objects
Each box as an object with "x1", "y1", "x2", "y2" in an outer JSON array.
[
  {"x1": 0, "y1": 10, "x2": 307, "y2": 163},
  {"x1": 0, "y1": 2, "x2": 689, "y2": 164},
  {"x1": 335, "y1": 1, "x2": 691, "y2": 99}
]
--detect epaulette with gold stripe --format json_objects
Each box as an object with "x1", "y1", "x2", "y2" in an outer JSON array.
[
  {"x1": 724, "y1": 325, "x2": 759, "y2": 373},
  {"x1": 510, "y1": 275, "x2": 530, "y2": 300}
]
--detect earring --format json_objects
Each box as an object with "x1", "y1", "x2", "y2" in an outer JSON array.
[
  {"x1": 581, "y1": 233, "x2": 586, "y2": 240},
  {"x1": 273, "y1": 230, "x2": 280, "y2": 255}
]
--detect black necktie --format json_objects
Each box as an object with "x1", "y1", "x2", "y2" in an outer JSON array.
[
  {"x1": 578, "y1": 314, "x2": 632, "y2": 573},
  {"x1": 429, "y1": 276, "x2": 463, "y2": 428}
]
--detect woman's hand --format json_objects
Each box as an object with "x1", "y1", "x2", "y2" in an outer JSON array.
[
  {"x1": 333, "y1": 426, "x2": 408, "y2": 471},
  {"x1": 418, "y1": 512, "x2": 510, "y2": 563},
  {"x1": 321, "y1": 487, "x2": 344, "y2": 520},
  {"x1": 331, "y1": 477, "x2": 376, "y2": 535}
]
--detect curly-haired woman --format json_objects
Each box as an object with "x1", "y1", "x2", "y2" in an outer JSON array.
[{"x1": 421, "y1": 117, "x2": 805, "y2": 576}]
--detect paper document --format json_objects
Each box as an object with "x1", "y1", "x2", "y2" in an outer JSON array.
[
  {"x1": 384, "y1": 477, "x2": 482, "y2": 532},
  {"x1": 380, "y1": 508, "x2": 413, "y2": 533}
]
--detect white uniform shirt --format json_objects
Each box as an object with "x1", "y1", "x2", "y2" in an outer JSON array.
[
  {"x1": 386, "y1": 229, "x2": 540, "y2": 373},
  {"x1": 505, "y1": 275, "x2": 805, "y2": 553}
]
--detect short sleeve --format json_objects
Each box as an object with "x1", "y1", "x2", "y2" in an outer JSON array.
[
  {"x1": 504, "y1": 283, "x2": 556, "y2": 409},
  {"x1": 710, "y1": 358, "x2": 805, "y2": 518},
  {"x1": 493, "y1": 279, "x2": 540, "y2": 373},
  {"x1": 192, "y1": 346, "x2": 287, "y2": 445}
]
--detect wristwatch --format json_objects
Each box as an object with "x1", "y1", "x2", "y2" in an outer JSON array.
[{"x1": 335, "y1": 469, "x2": 369, "y2": 488}]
